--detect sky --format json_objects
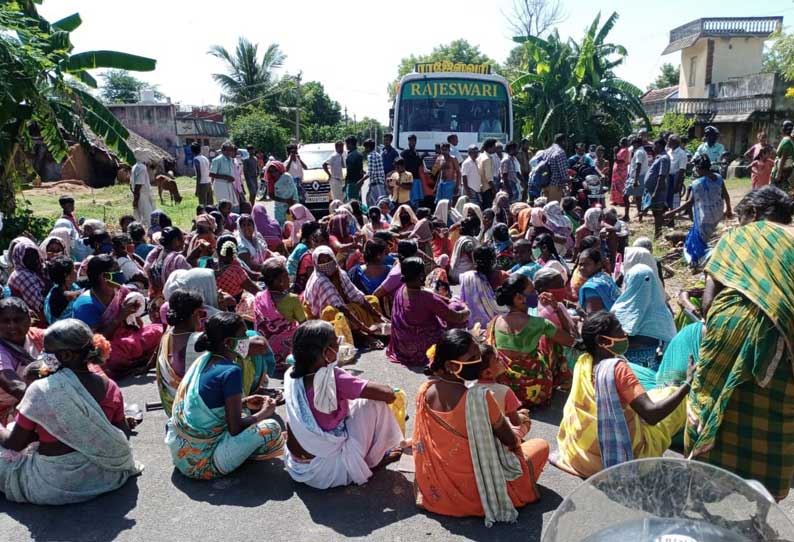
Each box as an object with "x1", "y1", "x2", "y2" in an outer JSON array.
[{"x1": 42, "y1": 0, "x2": 793, "y2": 124}]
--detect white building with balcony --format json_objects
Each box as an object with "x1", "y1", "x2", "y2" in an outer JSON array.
[{"x1": 642, "y1": 17, "x2": 791, "y2": 155}]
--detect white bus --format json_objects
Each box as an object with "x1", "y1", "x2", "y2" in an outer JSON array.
[{"x1": 390, "y1": 62, "x2": 513, "y2": 153}]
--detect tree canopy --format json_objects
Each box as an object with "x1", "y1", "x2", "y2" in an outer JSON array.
[
  {"x1": 388, "y1": 40, "x2": 500, "y2": 100},
  {"x1": 209, "y1": 38, "x2": 286, "y2": 107},
  {"x1": 0, "y1": 0, "x2": 155, "y2": 216},
  {"x1": 648, "y1": 63, "x2": 680, "y2": 91},
  {"x1": 99, "y1": 69, "x2": 163, "y2": 103},
  {"x1": 510, "y1": 12, "x2": 647, "y2": 148}
]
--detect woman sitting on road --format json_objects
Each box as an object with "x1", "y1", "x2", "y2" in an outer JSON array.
[
  {"x1": 235, "y1": 214, "x2": 274, "y2": 273},
  {"x1": 44, "y1": 256, "x2": 81, "y2": 324},
  {"x1": 166, "y1": 312, "x2": 284, "y2": 480},
  {"x1": 611, "y1": 263, "x2": 677, "y2": 371},
  {"x1": 0, "y1": 298, "x2": 44, "y2": 424},
  {"x1": 145, "y1": 227, "x2": 208, "y2": 297},
  {"x1": 413, "y1": 328, "x2": 549, "y2": 525},
  {"x1": 214, "y1": 235, "x2": 261, "y2": 301},
  {"x1": 254, "y1": 259, "x2": 306, "y2": 374},
  {"x1": 554, "y1": 311, "x2": 690, "y2": 478},
  {"x1": 7, "y1": 237, "x2": 47, "y2": 324},
  {"x1": 348, "y1": 239, "x2": 392, "y2": 296},
  {"x1": 449, "y1": 216, "x2": 481, "y2": 284},
  {"x1": 73, "y1": 255, "x2": 163, "y2": 379},
  {"x1": 283, "y1": 320, "x2": 403, "y2": 489},
  {"x1": 0, "y1": 319, "x2": 141, "y2": 505},
  {"x1": 156, "y1": 289, "x2": 206, "y2": 416},
  {"x1": 488, "y1": 274, "x2": 575, "y2": 408},
  {"x1": 303, "y1": 245, "x2": 386, "y2": 348},
  {"x1": 458, "y1": 246, "x2": 508, "y2": 329},
  {"x1": 577, "y1": 248, "x2": 621, "y2": 314},
  {"x1": 387, "y1": 258, "x2": 470, "y2": 367}
]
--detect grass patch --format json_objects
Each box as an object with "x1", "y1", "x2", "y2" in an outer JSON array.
[{"x1": 19, "y1": 177, "x2": 202, "y2": 232}]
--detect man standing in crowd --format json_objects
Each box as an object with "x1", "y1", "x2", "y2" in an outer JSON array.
[
  {"x1": 192, "y1": 142, "x2": 212, "y2": 206},
  {"x1": 666, "y1": 134, "x2": 688, "y2": 226},
  {"x1": 693, "y1": 125, "x2": 725, "y2": 172},
  {"x1": 345, "y1": 135, "x2": 364, "y2": 202},
  {"x1": 539, "y1": 133, "x2": 569, "y2": 202},
  {"x1": 381, "y1": 133, "x2": 400, "y2": 177},
  {"x1": 323, "y1": 140, "x2": 345, "y2": 202},
  {"x1": 361, "y1": 139, "x2": 388, "y2": 207},
  {"x1": 477, "y1": 138, "x2": 497, "y2": 208},
  {"x1": 624, "y1": 136, "x2": 648, "y2": 222},
  {"x1": 517, "y1": 138, "x2": 532, "y2": 200},
  {"x1": 643, "y1": 138, "x2": 671, "y2": 239},
  {"x1": 400, "y1": 134, "x2": 423, "y2": 181},
  {"x1": 285, "y1": 144, "x2": 307, "y2": 203},
  {"x1": 431, "y1": 142, "x2": 461, "y2": 202},
  {"x1": 243, "y1": 145, "x2": 259, "y2": 208},
  {"x1": 209, "y1": 141, "x2": 240, "y2": 211},
  {"x1": 461, "y1": 144, "x2": 483, "y2": 205},
  {"x1": 568, "y1": 142, "x2": 595, "y2": 168},
  {"x1": 501, "y1": 141, "x2": 520, "y2": 202},
  {"x1": 447, "y1": 134, "x2": 463, "y2": 162},
  {"x1": 131, "y1": 149, "x2": 155, "y2": 224}
]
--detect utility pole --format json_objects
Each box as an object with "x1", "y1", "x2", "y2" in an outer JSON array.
[
  {"x1": 344, "y1": 106, "x2": 348, "y2": 127},
  {"x1": 294, "y1": 72, "x2": 302, "y2": 144}
]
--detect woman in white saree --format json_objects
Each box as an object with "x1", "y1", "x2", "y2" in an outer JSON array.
[
  {"x1": 284, "y1": 321, "x2": 403, "y2": 489},
  {"x1": 0, "y1": 319, "x2": 141, "y2": 505}
]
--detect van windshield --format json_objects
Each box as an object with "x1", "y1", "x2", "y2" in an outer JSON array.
[{"x1": 300, "y1": 149, "x2": 335, "y2": 170}]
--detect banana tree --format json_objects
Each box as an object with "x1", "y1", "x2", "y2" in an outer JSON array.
[
  {"x1": 0, "y1": 0, "x2": 156, "y2": 216},
  {"x1": 510, "y1": 11, "x2": 648, "y2": 149}
]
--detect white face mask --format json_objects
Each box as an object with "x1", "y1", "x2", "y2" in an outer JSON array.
[
  {"x1": 324, "y1": 346, "x2": 340, "y2": 367},
  {"x1": 233, "y1": 337, "x2": 250, "y2": 359}
]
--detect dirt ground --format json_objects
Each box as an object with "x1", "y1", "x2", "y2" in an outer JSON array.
[{"x1": 620, "y1": 182, "x2": 751, "y2": 299}]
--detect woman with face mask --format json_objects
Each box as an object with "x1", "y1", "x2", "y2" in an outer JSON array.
[
  {"x1": 414, "y1": 328, "x2": 549, "y2": 524},
  {"x1": 303, "y1": 245, "x2": 386, "y2": 349},
  {"x1": 283, "y1": 320, "x2": 403, "y2": 489},
  {"x1": 72, "y1": 254, "x2": 163, "y2": 379},
  {"x1": 554, "y1": 311, "x2": 691, "y2": 479},
  {"x1": 166, "y1": 312, "x2": 284, "y2": 480},
  {"x1": 534, "y1": 267, "x2": 578, "y2": 382},
  {"x1": 0, "y1": 319, "x2": 141, "y2": 504},
  {"x1": 487, "y1": 274, "x2": 575, "y2": 408}
]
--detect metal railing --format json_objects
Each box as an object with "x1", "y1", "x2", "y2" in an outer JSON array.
[
  {"x1": 643, "y1": 95, "x2": 773, "y2": 118},
  {"x1": 669, "y1": 17, "x2": 782, "y2": 43}
]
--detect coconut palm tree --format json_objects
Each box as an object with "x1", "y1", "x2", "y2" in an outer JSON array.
[
  {"x1": 0, "y1": 0, "x2": 156, "y2": 216},
  {"x1": 208, "y1": 38, "x2": 286, "y2": 109},
  {"x1": 511, "y1": 11, "x2": 648, "y2": 148}
]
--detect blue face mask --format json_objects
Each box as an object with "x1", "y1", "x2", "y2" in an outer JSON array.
[
  {"x1": 99, "y1": 242, "x2": 113, "y2": 254},
  {"x1": 525, "y1": 292, "x2": 538, "y2": 309}
]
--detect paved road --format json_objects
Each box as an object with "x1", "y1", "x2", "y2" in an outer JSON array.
[{"x1": 5, "y1": 345, "x2": 793, "y2": 542}]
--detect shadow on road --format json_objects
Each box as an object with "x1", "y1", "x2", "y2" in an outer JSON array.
[
  {"x1": 2, "y1": 476, "x2": 140, "y2": 541},
  {"x1": 418, "y1": 484, "x2": 564, "y2": 542},
  {"x1": 294, "y1": 469, "x2": 419, "y2": 537},
  {"x1": 169, "y1": 458, "x2": 295, "y2": 506}
]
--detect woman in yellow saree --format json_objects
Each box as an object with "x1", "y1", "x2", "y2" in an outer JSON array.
[{"x1": 555, "y1": 312, "x2": 690, "y2": 478}]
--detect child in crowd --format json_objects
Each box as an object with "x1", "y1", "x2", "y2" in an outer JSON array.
[
  {"x1": 44, "y1": 256, "x2": 81, "y2": 324},
  {"x1": 58, "y1": 195, "x2": 80, "y2": 234},
  {"x1": 751, "y1": 146, "x2": 774, "y2": 189},
  {"x1": 118, "y1": 215, "x2": 135, "y2": 233},
  {"x1": 561, "y1": 197, "x2": 582, "y2": 231},
  {"x1": 388, "y1": 158, "x2": 413, "y2": 206},
  {"x1": 492, "y1": 223, "x2": 514, "y2": 271},
  {"x1": 128, "y1": 222, "x2": 155, "y2": 261},
  {"x1": 476, "y1": 344, "x2": 532, "y2": 439}
]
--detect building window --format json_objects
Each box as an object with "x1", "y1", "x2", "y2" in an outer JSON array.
[{"x1": 688, "y1": 56, "x2": 697, "y2": 87}]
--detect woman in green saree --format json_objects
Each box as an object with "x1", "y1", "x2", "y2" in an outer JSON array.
[
  {"x1": 165, "y1": 312, "x2": 284, "y2": 480},
  {"x1": 686, "y1": 219, "x2": 794, "y2": 500}
]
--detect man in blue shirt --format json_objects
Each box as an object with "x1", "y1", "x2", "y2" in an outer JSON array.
[
  {"x1": 380, "y1": 133, "x2": 400, "y2": 177},
  {"x1": 568, "y1": 142, "x2": 595, "y2": 168},
  {"x1": 693, "y1": 125, "x2": 725, "y2": 172}
]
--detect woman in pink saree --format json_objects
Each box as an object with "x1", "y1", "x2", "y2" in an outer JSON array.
[
  {"x1": 72, "y1": 255, "x2": 163, "y2": 378},
  {"x1": 254, "y1": 260, "x2": 306, "y2": 373}
]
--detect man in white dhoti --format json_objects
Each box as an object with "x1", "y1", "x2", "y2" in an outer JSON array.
[
  {"x1": 210, "y1": 141, "x2": 241, "y2": 212},
  {"x1": 131, "y1": 149, "x2": 155, "y2": 224}
]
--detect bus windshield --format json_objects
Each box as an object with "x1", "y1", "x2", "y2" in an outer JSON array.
[{"x1": 396, "y1": 77, "x2": 509, "y2": 148}]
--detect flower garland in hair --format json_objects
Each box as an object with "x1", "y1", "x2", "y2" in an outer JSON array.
[{"x1": 219, "y1": 240, "x2": 238, "y2": 257}]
